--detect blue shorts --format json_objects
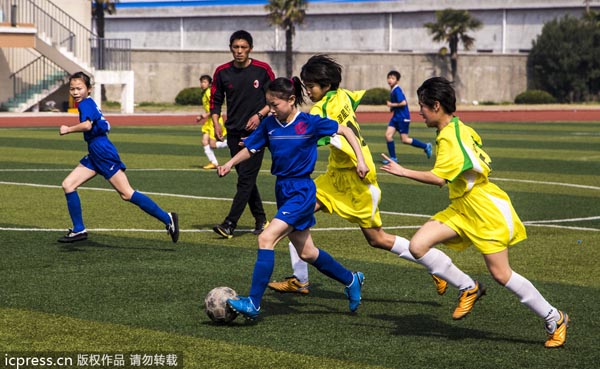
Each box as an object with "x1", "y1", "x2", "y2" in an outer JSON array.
[
  {"x1": 274, "y1": 177, "x2": 316, "y2": 231},
  {"x1": 81, "y1": 137, "x2": 126, "y2": 179},
  {"x1": 388, "y1": 117, "x2": 411, "y2": 134}
]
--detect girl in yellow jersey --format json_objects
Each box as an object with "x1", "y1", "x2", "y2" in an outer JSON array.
[
  {"x1": 196, "y1": 74, "x2": 227, "y2": 169},
  {"x1": 381, "y1": 76, "x2": 568, "y2": 348},
  {"x1": 268, "y1": 55, "x2": 447, "y2": 297}
]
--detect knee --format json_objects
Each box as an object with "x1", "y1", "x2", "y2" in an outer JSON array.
[
  {"x1": 408, "y1": 239, "x2": 430, "y2": 259},
  {"x1": 400, "y1": 136, "x2": 412, "y2": 144},
  {"x1": 385, "y1": 132, "x2": 394, "y2": 141},
  {"x1": 489, "y1": 268, "x2": 512, "y2": 286},
  {"x1": 257, "y1": 233, "x2": 276, "y2": 250},
  {"x1": 62, "y1": 179, "x2": 76, "y2": 193}
]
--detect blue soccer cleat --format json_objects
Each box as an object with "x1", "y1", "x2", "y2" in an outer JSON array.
[
  {"x1": 381, "y1": 157, "x2": 398, "y2": 165},
  {"x1": 344, "y1": 272, "x2": 365, "y2": 312},
  {"x1": 227, "y1": 296, "x2": 260, "y2": 320}
]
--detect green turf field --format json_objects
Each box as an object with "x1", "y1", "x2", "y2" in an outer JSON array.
[{"x1": 0, "y1": 121, "x2": 599, "y2": 369}]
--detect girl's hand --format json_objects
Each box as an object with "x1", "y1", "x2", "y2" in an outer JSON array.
[
  {"x1": 59, "y1": 125, "x2": 70, "y2": 135},
  {"x1": 356, "y1": 161, "x2": 370, "y2": 179},
  {"x1": 380, "y1": 153, "x2": 406, "y2": 176}
]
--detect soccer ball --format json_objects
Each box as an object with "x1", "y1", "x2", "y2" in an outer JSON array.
[{"x1": 204, "y1": 286, "x2": 239, "y2": 324}]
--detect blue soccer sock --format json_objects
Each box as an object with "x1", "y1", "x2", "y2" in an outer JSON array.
[
  {"x1": 130, "y1": 191, "x2": 171, "y2": 225},
  {"x1": 249, "y1": 249, "x2": 275, "y2": 308},
  {"x1": 410, "y1": 138, "x2": 427, "y2": 150},
  {"x1": 386, "y1": 141, "x2": 397, "y2": 159},
  {"x1": 65, "y1": 191, "x2": 85, "y2": 232},
  {"x1": 311, "y1": 249, "x2": 353, "y2": 286}
]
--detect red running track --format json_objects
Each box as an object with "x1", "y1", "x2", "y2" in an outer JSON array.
[{"x1": 0, "y1": 109, "x2": 599, "y2": 128}]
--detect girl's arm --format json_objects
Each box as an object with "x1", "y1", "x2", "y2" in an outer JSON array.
[
  {"x1": 217, "y1": 148, "x2": 252, "y2": 177},
  {"x1": 380, "y1": 153, "x2": 446, "y2": 187},
  {"x1": 59, "y1": 120, "x2": 92, "y2": 136},
  {"x1": 337, "y1": 124, "x2": 369, "y2": 179}
]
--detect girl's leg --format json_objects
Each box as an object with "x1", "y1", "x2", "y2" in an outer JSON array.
[
  {"x1": 61, "y1": 164, "x2": 97, "y2": 232},
  {"x1": 410, "y1": 220, "x2": 483, "y2": 319},
  {"x1": 228, "y1": 219, "x2": 292, "y2": 318},
  {"x1": 203, "y1": 135, "x2": 219, "y2": 166},
  {"x1": 290, "y1": 231, "x2": 363, "y2": 312},
  {"x1": 248, "y1": 219, "x2": 292, "y2": 307},
  {"x1": 410, "y1": 220, "x2": 475, "y2": 290},
  {"x1": 109, "y1": 170, "x2": 171, "y2": 225},
  {"x1": 483, "y1": 250, "x2": 567, "y2": 347},
  {"x1": 384, "y1": 126, "x2": 397, "y2": 161},
  {"x1": 400, "y1": 133, "x2": 431, "y2": 158}
]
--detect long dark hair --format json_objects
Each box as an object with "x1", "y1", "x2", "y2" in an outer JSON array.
[{"x1": 266, "y1": 77, "x2": 306, "y2": 107}]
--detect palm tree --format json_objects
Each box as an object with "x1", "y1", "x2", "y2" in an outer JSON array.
[
  {"x1": 265, "y1": 0, "x2": 308, "y2": 77},
  {"x1": 424, "y1": 8, "x2": 482, "y2": 81}
]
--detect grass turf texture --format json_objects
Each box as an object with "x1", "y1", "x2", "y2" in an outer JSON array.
[{"x1": 0, "y1": 121, "x2": 599, "y2": 369}]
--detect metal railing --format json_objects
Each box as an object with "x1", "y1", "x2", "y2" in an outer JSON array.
[
  {"x1": 91, "y1": 37, "x2": 131, "y2": 71},
  {"x1": 7, "y1": 55, "x2": 68, "y2": 109},
  {"x1": 1, "y1": 0, "x2": 132, "y2": 71}
]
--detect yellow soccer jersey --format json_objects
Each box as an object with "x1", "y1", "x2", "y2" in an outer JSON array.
[
  {"x1": 431, "y1": 117, "x2": 492, "y2": 199},
  {"x1": 201, "y1": 88, "x2": 226, "y2": 137},
  {"x1": 311, "y1": 89, "x2": 377, "y2": 184}
]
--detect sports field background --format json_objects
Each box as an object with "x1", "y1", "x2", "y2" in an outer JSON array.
[{"x1": 0, "y1": 113, "x2": 599, "y2": 369}]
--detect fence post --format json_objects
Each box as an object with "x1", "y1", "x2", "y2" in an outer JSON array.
[{"x1": 11, "y1": 4, "x2": 17, "y2": 26}]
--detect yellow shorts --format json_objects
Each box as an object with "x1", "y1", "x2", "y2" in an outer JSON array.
[
  {"x1": 432, "y1": 181, "x2": 527, "y2": 254},
  {"x1": 201, "y1": 119, "x2": 226, "y2": 141},
  {"x1": 315, "y1": 168, "x2": 382, "y2": 228}
]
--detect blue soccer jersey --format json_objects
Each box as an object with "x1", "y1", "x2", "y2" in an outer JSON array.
[
  {"x1": 79, "y1": 97, "x2": 111, "y2": 142},
  {"x1": 244, "y1": 111, "x2": 339, "y2": 179},
  {"x1": 390, "y1": 85, "x2": 410, "y2": 124},
  {"x1": 77, "y1": 97, "x2": 125, "y2": 179}
]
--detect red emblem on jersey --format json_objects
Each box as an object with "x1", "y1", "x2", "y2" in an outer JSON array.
[
  {"x1": 295, "y1": 121, "x2": 308, "y2": 135},
  {"x1": 253, "y1": 80, "x2": 259, "y2": 88}
]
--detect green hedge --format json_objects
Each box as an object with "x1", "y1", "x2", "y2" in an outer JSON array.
[
  {"x1": 361, "y1": 87, "x2": 389, "y2": 105},
  {"x1": 514, "y1": 90, "x2": 557, "y2": 104},
  {"x1": 175, "y1": 87, "x2": 202, "y2": 105}
]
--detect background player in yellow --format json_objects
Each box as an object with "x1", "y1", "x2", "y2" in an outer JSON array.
[
  {"x1": 196, "y1": 74, "x2": 227, "y2": 169},
  {"x1": 380, "y1": 76, "x2": 568, "y2": 348},
  {"x1": 268, "y1": 55, "x2": 447, "y2": 296}
]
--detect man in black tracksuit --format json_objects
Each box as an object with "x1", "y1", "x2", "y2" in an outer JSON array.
[{"x1": 210, "y1": 30, "x2": 275, "y2": 238}]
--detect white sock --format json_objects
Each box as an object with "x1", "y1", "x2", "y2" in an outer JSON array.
[
  {"x1": 203, "y1": 145, "x2": 218, "y2": 165},
  {"x1": 389, "y1": 236, "x2": 417, "y2": 262},
  {"x1": 216, "y1": 141, "x2": 228, "y2": 149},
  {"x1": 505, "y1": 271, "x2": 560, "y2": 323},
  {"x1": 416, "y1": 248, "x2": 474, "y2": 290},
  {"x1": 289, "y1": 241, "x2": 309, "y2": 283}
]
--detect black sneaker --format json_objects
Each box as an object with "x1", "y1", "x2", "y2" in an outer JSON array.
[
  {"x1": 166, "y1": 212, "x2": 179, "y2": 243},
  {"x1": 58, "y1": 229, "x2": 88, "y2": 243},
  {"x1": 252, "y1": 219, "x2": 269, "y2": 235},
  {"x1": 213, "y1": 220, "x2": 235, "y2": 239}
]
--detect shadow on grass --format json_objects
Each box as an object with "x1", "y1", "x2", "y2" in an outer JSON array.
[
  {"x1": 58, "y1": 239, "x2": 177, "y2": 252},
  {"x1": 371, "y1": 313, "x2": 540, "y2": 345}
]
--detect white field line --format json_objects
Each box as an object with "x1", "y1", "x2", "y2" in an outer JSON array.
[{"x1": 1, "y1": 175, "x2": 598, "y2": 233}]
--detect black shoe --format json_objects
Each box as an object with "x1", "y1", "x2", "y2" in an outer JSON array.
[
  {"x1": 166, "y1": 212, "x2": 179, "y2": 243},
  {"x1": 58, "y1": 229, "x2": 88, "y2": 243},
  {"x1": 252, "y1": 219, "x2": 269, "y2": 235},
  {"x1": 213, "y1": 220, "x2": 235, "y2": 239}
]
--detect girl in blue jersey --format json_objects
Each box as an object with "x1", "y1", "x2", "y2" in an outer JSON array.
[
  {"x1": 58, "y1": 72, "x2": 179, "y2": 244},
  {"x1": 217, "y1": 77, "x2": 369, "y2": 320}
]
